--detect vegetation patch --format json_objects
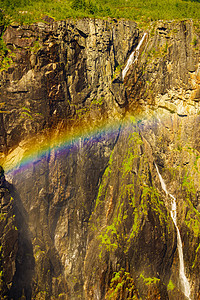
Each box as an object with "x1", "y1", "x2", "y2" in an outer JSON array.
[
  {"x1": 181, "y1": 172, "x2": 200, "y2": 240},
  {"x1": 192, "y1": 243, "x2": 200, "y2": 269},
  {"x1": 185, "y1": 209, "x2": 200, "y2": 238},
  {"x1": 0, "y1": 35, "x2": 15, "y2": 72},
  {"x1": 94, "y1": 127, "x2": 172, "y2": 261},
  {"x1": 0, "y1": 0, "x2": 200, "y2": 25},
  {"x1": 106, "y1": 268, "x2": 139, "y2": 300},
  {"x1": 167, "y1": 279, "x2": 175, "y2": 291},
  {"x1": 139, "y1": 272, "x2": 160, "y2": 286}
]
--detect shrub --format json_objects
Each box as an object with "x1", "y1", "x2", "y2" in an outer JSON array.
[{"x1": 71, "y1": 0, "x2": 86, "y2": 10}]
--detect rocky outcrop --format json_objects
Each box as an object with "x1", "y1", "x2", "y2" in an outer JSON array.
[
  {"x1": 0, "y1": 167, "x2": 18, "y2": 298},
  {"x1": 126, "y1": 20, "x2": 200, "y2": 115},
  {"x1": 0, "y1": 18, "x2": 199, "y2": 299},
  {"x1": 0, "y1": 18, "x2": 139, "y2": 153},
  {"x1": 0, "y1": 166, "x2": 34, "y2": 299}
]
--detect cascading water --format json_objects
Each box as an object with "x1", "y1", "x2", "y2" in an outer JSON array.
[
  {"x1": 155, "y1": 163, "x2": 191, "y2": 299},
  {"x1": 122, "y1": 32, "x2": 147, "y2": 80}
]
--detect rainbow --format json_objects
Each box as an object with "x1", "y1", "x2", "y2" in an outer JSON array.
[
  {"x1": 1, "y1": 114, "x2": 131, "y2": 176},
  {"x1": 1, "y1": 105, "x2": 156, "y2": 177},
  {"x1": 0, "y1": 31, "x2": 153, "y2": 177}
]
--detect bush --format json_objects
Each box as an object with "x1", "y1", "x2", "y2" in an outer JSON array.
[
  {"x1": 0, "y1": 0, "x2": 200, "y2": 24},
  {"x1": 71, "y1": 0, "x2": 86, "y2": 10},
  {"x1": 0, "y1": 0, "x2": 29, "y2": 9},
  {"x1": 0, "y1": 10, "x2": 4, "y2": 26}
]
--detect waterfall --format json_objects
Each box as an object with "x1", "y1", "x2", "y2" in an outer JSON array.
[
  {"x1": 122, "y1": 32, "x2": 147, "y2": 80},
  {"x1": 155, "y1": 164, "x2": 191, "y2": 299}
]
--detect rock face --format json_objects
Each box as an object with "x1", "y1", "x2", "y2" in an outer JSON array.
[
  {"x1": 0, "y1": 167, "x2": 18, "y2": 298},
  {"x1": 0, "y1": 18, "x2": 200, "y2": 299},
  {"x1": 0, "y1": 18, "x2": 138, "y2": 153}
]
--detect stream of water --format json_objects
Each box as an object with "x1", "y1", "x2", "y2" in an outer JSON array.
[
  {"x1": 155, "y1": 163, "x2": 191, "y2": 299},
  {"x1": 122, "y1": 32, "x2": 147, "y2": 80}
]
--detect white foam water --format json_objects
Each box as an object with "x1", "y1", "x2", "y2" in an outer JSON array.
[
  {"x1": 155, "y1": 164, "x2": 191, "y2": 299},
  {"x1": 122, "y1": 32, "x2": 147, "y2": 80}
]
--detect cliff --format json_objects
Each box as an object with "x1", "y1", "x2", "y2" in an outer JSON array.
[{"x1": 0, "y1": 17, "x2": 199, "y2": 299}]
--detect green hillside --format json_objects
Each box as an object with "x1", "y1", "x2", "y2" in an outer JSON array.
[{"x1": 0, "y1": 0, "x2": 200, "y2": 25}]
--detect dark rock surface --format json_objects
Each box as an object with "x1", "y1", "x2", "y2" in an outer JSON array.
[
  {"x1": 0, "y1": 167, "x2": 18, "y2": 298},
  {"x1": 0, "y1": 18, "x2": 138, "y2": 153}
]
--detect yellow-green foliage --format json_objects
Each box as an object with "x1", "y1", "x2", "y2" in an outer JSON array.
[
  {"x1": 106, "y1": 268, "x2": 139, "y2": 300},
  {"x1": 96, "y1": 131, "x2": 143, "y2": 257},
  {"x1": 145, "y1": 186, "x2": 169, "y2": 228},
  {"x1": 70, "y1": 97, "x2": 104, "y2": 124},
  {"x1": 139, "y1": 272, "x2": 160, "y2": 286},
  {"x1": 185, "y1": 215, "x2": 200, "y2": 238},
  {"x1": 192, "y1": 243, "x2": 200, "y2": 269},
  {"x1": 167, "y1": 279, "x2": 175, "y2": 291},
  {"x1": 112, "y1": 64, "x2": 122, "y2": 80},
  {"x1": 185, "y1": 206, "x2": 200, "y2": 238},
  {"x1": 121, "y1": 131, "x2": 142, "y2": 177},
  {"x1": 98, "y1": 223, "x2": 118, "y2": 253},
  {"x1": 126, "y1": 182, "x2": 171, "y2": 247},
  {"x1": 182, "y1": 173, "x2": 200, "y2": 237},
  {"x1": 1, "y1": 0, "x2": 200, "y2": 25},
  {"x1": 20, "y1": 111, "x2": 33, "y2": 120},
  {"x1": 98, "y1": 199, "x2": 128, "y2": 258},
  {"x1": 31, "y1": 40, "x2": 42, "y2": 54},
  {"x1": 0, "y1": 37, "x2": 15, "y2": 72},
  {"x1": 194, "y1": 20, "x2": 200, "y2": 36},
  {"x1": 20, "y1": 107, "x2": 37, "y2": 120},
  {"x1": 0, "y1": 56, "x2": 14, "y2": 71},
  {"x1": 92, "y1": 126, "x2": 172, "y2": 260},
  {"x1": 194, "y1": 155, "x2": 200, "y2": 172},
  {"x1": 0, "y1": 212, "x2": 6, "y2": 222},
  {"x1": 95, "y1": 149, "x2": 114, "y2": 208},
  {"x1": 182, "y1": 174, "x2": 196, "y2": 196}
]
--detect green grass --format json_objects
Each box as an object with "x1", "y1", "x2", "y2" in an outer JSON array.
[{"x1": 0, "y1": 0, "x2": 200, "y2": 25}]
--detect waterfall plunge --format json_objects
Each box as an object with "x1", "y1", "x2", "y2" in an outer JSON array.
[
  {"x1": 155, "y1": 164, "x2": 191, "y2": 299},
  {"x1": 122, "y1": 32, "x2": 147, "y2": 80}
]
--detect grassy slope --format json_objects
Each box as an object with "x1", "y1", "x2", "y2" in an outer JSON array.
[{"x1": 0, "y1": 0, "x2": 199, "y2": 25}]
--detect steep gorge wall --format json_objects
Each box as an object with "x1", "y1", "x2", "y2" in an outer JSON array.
[
  {"x1": 0, "y1": 18, "x2": 199, "y2": 299},
  {"x1": 0, "y1": 18, "x2": 138, "y2": 153}
]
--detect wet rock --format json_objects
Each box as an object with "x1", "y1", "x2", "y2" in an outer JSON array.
[{"x1": 0, "y1": 168, "x2": 18, "y2": 298}]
